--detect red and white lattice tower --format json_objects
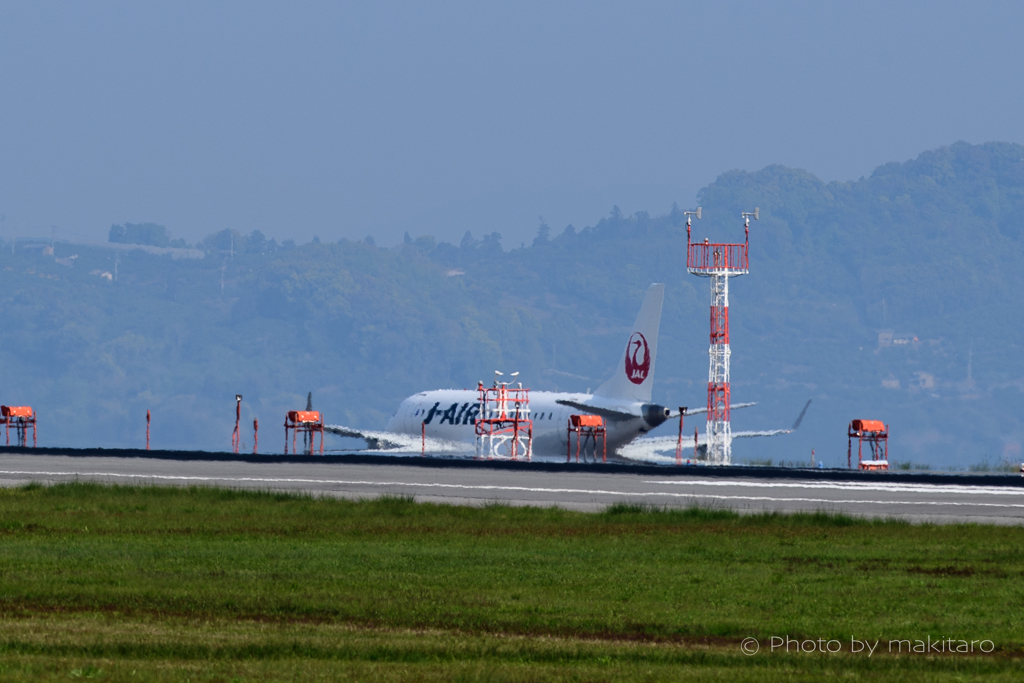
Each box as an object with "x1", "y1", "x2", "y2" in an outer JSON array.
[{"x1": 686, "y1": 207, "x2": 758, "y2": 464}]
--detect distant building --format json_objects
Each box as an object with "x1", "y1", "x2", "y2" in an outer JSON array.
[{"x1": 878, "y1": 329, "x2": 918, "y2": 349}]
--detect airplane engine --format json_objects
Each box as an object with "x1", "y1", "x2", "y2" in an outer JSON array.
[{"x1": 641, "y1": 404, "x2": 672, "y2": 429}]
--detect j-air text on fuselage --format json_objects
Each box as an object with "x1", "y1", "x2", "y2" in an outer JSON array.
[{"x1": 325, "y1": 283, "x2": 794, "y2": 461}]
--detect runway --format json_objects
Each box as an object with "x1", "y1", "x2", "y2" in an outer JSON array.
[{"x1": 1, "y1": 453, "x2": 1024, "y2": 524}]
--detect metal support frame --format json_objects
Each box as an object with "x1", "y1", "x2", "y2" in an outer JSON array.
[
  {"x1": 848, "y1": 420, "x2": 889, "y2": 470},
  {"x1": 706, "y1": 271, "x2": 733, "y2": 464},
  {"x1": 1, "y1": 406, "x2": 36, "y2": 448},
  {"x1": 475, "y1": 374, "x2": 532, "y2": 460},
  {"x1": 285, "y1": 411, "x2": 324, "y2": 455},
  {"x1": 567, "y1": 414, "x2": 606, "y2": 463}
]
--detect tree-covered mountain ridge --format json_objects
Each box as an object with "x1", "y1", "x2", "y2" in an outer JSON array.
[{"x1": 1, "y1": 141, "x2": 1021, "y2": 466}]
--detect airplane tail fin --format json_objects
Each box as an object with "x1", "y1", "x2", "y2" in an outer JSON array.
[{"x1": 593, "y1": 283, "x2": 664, "y2": 403}]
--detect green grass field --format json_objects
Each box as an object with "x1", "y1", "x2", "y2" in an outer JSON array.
[{"x1": 0, "y1": 482, "x2": 1022, "y2": 681}]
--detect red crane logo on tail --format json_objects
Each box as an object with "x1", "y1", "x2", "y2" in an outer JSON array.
[{"x1": 624, "y1": 332, "x2": 650, "y2": 385}]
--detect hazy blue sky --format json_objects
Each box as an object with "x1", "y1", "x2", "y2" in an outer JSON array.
[{"x1": 1, "y1": 1, "x2": 1022, "y2": 247}]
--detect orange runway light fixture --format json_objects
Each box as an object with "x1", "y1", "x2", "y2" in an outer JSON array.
[
  {"x1": 285, "y1": 410, "x2": 324, "y2": 455},
  {"x1": 567, "y1": 414, "x2": 606, "y2": 463},
  {"x1": 848, "y1": 419, "x2": 889, "y2": 470},
  {"x1": 1, "y1": 406, "x2": 36, "y2": 448}
]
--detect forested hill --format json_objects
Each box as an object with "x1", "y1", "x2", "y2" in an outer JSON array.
[{"x1": 1, "y1": 141, "x2": 1022, "y2": 467}]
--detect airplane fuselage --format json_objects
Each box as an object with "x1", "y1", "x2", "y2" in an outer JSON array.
[{"x1": 385, "y1": 389, "x2": 671, "y2": 457}]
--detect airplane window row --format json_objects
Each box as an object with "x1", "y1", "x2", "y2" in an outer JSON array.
[{"x1": 413, "y1": 408, "x2": 559, "y2": 420}]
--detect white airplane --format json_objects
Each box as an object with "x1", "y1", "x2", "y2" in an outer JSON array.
[{"x1": 325, "y1": 283, "x2": 794, "y2": 461}]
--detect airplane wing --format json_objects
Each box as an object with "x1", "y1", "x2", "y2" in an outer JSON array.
[
  {"x1": 620, "y1": 434, "x2": 702, "y2": 450},
  {"x1": 617, "y1": 426, "x2": 790, "y2": 463},
  {"x1": 621, "y1": 426, "x2": 790, "y2": 451},
  {"x1": 555, "y1": 399, "x2": 639, "y2": 421},
  {"x1": 323, "y1": 425, "x2": 412, "y2": 450},
  {"x1": 324, "y1": 425, "x2": 473, "y2": 454},
  {"x1": 556, "y1": 400, "x2": 758, "y2": 422},
  {"x1": 616, "y1": 435, "x2": 704, "y2": 463}
]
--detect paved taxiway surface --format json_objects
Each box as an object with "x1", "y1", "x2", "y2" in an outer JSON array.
[{"x1": 1, "y1": 454, "x2": 1023, "y2": 524}]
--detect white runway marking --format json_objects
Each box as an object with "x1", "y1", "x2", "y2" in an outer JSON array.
[
  {"x1": 645, "y1": 479, "x2": 1024, "y2": 496},
  {"x1": 1, "y1": 470, "x2": 1023, "y2": 509}
]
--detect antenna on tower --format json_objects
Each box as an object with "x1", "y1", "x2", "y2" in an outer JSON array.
[{"x1": 684, "y1": 207, "x2": 701, "y2": 242}]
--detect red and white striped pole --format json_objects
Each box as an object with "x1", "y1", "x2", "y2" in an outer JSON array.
[
  {"x1": 232, "y1": 395, "x2": 242, "y2": 454},
  {"x1": 675, "y1": 407, "x2": 687, "y2": 465}
]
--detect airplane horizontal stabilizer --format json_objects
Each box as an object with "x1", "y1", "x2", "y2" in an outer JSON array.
[
  {"x1": 677, "y1": 402, "x2": 756, "y2": 417},
  {"x1": 732, "y1": 429, "x2": 790, "y2": 439}
]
